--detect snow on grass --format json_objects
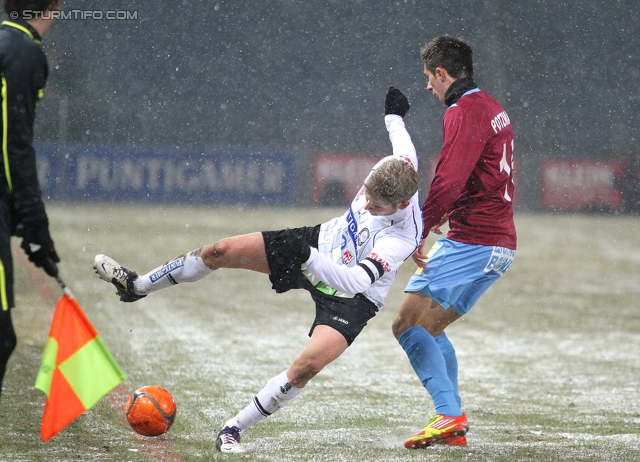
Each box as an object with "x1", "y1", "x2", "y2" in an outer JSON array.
[{"x1": 2, "y1": 206, "x2": 639, "y2": 461}]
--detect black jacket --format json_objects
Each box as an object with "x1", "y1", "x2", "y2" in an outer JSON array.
[{"x1": 0, "y1": 19, "x2": 48, "y2": 224}]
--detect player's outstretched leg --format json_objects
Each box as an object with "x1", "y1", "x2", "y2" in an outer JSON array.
[
  {"x1": 404, "y1": 413, "x2": 469, "y2": 449},
  {"x1": 94, "y1": 249, "x2": 214, "y2": 302},
  {"x1": 94, "y1": 254, "x2": 147, "y2": 302}
]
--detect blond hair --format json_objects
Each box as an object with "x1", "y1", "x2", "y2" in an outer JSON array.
[{"x1": 364, "y1": 158, "x2": 418, "y2": 205}]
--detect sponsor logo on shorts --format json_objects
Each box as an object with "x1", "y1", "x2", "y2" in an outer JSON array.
[
  {"x1": 367, "y1": 252, "x2": 391, "y2": 272},
  {"x1": 150, "y1": 258, "x2": 184, "y2": 282},
  {"x1": 332, "y1": 316, "x2": 349, "y2": 325},
  {"x1": 484, "y1": 247, "x2": 515, "y2": 275}
]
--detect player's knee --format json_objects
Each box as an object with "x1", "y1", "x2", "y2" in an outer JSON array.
[
  {"x1": 201, "y1": 240, "x2": 229, "y2": 268},
  {"x1": 392, "y1": 315, "x2": 412, "y2": 339},
  {"x1": 289, "y1": 360, "x2": 321, "y2": 387}
]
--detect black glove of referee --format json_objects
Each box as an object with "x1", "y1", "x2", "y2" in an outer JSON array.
[
  {"x1": 385, "y1": 86, "x2": 410, "y2": 118},
  {"x1": 18, "y1": 218, "x2": 60, "y2": 277}
]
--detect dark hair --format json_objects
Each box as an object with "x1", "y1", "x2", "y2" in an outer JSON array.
[
  {"x1": 4, "y1": 0, "x2": 56, "y2": 17},
  {"x1": 420, "y1": 35, "x2": 474, "y2": 79}
]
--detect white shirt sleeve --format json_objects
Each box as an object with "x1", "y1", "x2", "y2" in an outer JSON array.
[
  {"x1": 303, "y1": 248, "x2": 373, "y2": 295},
  {"x1": 304, "y1": 231, "x2": 411, "y2": 296},
  {"x1": 385, "y1": 114, "x2": 418, "y2": 171}
]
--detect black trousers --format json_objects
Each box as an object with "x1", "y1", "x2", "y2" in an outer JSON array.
[
  {"x1": 0, "y1": 308, "x2": 16, "y2": 399},
  {"x1": 0, "y1": 197, "x2": 17, "y2": 399}
]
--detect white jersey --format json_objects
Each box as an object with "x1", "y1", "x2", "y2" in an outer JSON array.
[{"x1": 303, "y1": 115, "x2": 423, "y2": 309}]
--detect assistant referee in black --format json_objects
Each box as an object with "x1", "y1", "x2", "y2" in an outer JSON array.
[{"x1": 0, "y1": 0, "x2": 61, "y2": 400}]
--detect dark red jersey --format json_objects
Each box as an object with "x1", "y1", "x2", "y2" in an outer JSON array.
[{"x1": 422, "y1": 88, "x2": 517, "y2": 249}]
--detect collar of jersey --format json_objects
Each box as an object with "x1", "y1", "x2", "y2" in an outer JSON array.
[
  {"x1": 449, "y1": 88, "x2": 481, "y2": 108},
  {"x1": 444, "y1": 78, "x2": 478, "y2": 107},
  {"x1": 1, "y1": 20, "x2": 42, "y2": 44},
  {"x1": 379, "y1": 203, "x2": 410, "y2": 224}
]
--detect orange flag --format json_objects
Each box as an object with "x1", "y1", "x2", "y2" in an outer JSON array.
[{"x1": 35, "y1": 293, "x2": 125, "y2": 441}]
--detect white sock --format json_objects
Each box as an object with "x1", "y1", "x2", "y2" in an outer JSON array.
[
  {"x1": 134, "y1": 248, "x2": 214, "y2": 294},
  {"x1": 225, "y1": 370, "x2": 303, "y2": 433}
]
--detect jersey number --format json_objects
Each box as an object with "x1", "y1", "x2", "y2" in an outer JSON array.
[{"x1": 499, "y1": 140, "x2": 515, "y2": 202}]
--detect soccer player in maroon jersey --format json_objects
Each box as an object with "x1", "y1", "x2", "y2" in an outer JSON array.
[{"x1": 392, "y1": 35, "x2": 517, "y2": 448}]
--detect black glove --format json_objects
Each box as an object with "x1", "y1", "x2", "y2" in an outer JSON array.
[
  {"x1": 19, "y1": 219, "x2": 60, "y2": 277},
  {"x1": 269, "y1": 229, "x2": 311, "y2": 265},
  {"x1": 385, "y1": 85, "x2": 410, "y2": 117}
]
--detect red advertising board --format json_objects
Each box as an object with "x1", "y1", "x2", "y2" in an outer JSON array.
[
  {"x1": 313, "y1": 153, "x2": 382, "y2": 204},
  {"x1": 541, "y1": 159, "x2": 623, "y2": 211}
]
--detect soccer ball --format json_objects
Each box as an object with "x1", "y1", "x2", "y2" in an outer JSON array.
[{"x1": 125, "y1": 385, "x2": 177, "y2": 436}]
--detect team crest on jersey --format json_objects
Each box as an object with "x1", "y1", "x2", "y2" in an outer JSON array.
[
  {"x1": 342, "y1": 251, "x2": 354, "y2": 265},
  {"x1": 357, "y1": 228, "x2": 370, "y2": 246},
  {"x1": 367, "y1": 252, "x2": 391, "y2": 272}
]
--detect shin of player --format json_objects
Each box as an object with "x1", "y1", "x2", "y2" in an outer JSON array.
[
  {"x1": 133, "y1": 248, "x2": 213, "y2": 294},
  {"x1": 218, "y1": 324, "x2": 347, "y2": 453}
]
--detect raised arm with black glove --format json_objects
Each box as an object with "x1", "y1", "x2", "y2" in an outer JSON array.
[{"x1": 385, "y1": 85, "x2": 411, "y2": 118}]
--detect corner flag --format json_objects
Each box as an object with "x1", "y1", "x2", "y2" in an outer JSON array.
[{"x1": 35, "y1": 293, "x2": 125, "y2": 441}]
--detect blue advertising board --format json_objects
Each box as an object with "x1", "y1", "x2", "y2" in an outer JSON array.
[{"x1": 35, "y1": 145, "x2": 296, "y2": 205}]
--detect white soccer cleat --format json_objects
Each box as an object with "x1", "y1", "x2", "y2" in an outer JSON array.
[
  {"x1": 93, "y1": 254, "x2": 146, "y2": 303},
  {"x1": 215, "y1": 426, "x2": 246, "y2": 453}
]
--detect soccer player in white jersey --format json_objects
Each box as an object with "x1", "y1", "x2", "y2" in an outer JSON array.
[{"x1": 94, "y1": 86, "x2": 423, "y2": 453}]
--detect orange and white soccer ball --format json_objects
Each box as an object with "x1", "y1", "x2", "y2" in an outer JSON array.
[{"x1": 125, "y1": 385, "x2": 177, "y2": 436}]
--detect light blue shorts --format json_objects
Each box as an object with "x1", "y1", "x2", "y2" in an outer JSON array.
[{"x1": 404, "y1": 238, "x2": 515, "y2": 316}]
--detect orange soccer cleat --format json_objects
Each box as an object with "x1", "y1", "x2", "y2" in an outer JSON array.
[
  {"x1": 404, "y1": 413, "x2": 469, "y2": 449},
  {"x1": 436, "y1": 435, "x2": 467, "y2": 446}
]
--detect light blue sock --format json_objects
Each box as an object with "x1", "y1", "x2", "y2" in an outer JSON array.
[
  {"x1": 398, "y1": 326, "x2": 462, "y2": 416},
  {"x1": 434, "y1": 332, "x2": 461, "y2": 409}
]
